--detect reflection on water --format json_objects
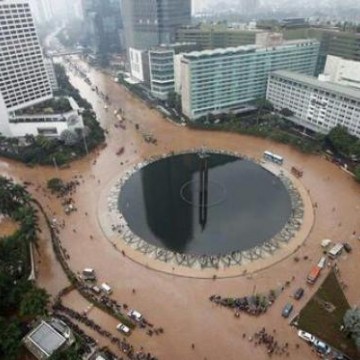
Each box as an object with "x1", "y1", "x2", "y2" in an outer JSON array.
[{"x1": 119, "y1": 153, "x2": 292, "y2": 256}]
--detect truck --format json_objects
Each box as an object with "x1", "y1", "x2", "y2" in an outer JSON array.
[{"x1": 307, "y1": 265, "x2": 321, "y2": 284}]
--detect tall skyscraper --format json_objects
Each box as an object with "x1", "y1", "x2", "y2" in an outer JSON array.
[
  {"x1": 122, "y1": 0, "x2": 191, "y2": 50},
  {"x1": 0, "y1": 0, "x2": 84, "y2": 137},
  {"x1": 82, "y1": 0, "x2": 123, "y2": 60},
  {"x1": 0, "y1": 0, "x2": 52, "y2": 113}
]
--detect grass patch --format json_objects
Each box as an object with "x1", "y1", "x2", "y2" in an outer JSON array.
[{"x1": 298, "y1": 270, "x2": 358, "y2": 358}]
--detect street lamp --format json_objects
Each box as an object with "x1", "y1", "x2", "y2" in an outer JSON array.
[{"x1": 82, "y1": 128, "x2": 89, "y2": 155}]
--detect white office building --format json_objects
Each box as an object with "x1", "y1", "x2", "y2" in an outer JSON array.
[
  {"x1": 266, "y1": 70, "x2": 360, "y2": 138},
  {"x1": 0, "y1": 0, "x2": 83, "y2": 137},
  {"x1": 44, "y1": 57, "x2": 58, "y2": 91},
  {"x1": 322, "y1": 55, "x2": 360, "y2": 90},
  {"x1": 179, "y1": 39, "x2": 319, "y2": 120}
]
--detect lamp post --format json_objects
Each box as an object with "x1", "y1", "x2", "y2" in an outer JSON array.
[
  {"x1": 82, "y1": 128, "x2": 89, "y2": 155},
  {"x1": 52, "y1": 157, "x2": 59, "y2": 175}
]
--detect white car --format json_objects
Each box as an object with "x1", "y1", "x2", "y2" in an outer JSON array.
[
  {"x1": 116, "y1": 323, "x2": 131, "y2": 335},
  {"x1": 127, "y1": 309, "x2": 143, "y2": 322},
  {"x1": 297, "y1": 330, "x2": 316, "y2": 343}
]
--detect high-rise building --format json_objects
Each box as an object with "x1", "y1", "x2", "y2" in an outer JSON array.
[
  {"x1": 149, "y1": 48, "x2": 175, "y2": 100},
  {"x1": 266, "y1": 70, "x2": 360, "y2": 138},
  {"x1": 0, "y1": 0, "x2": 84, "y2": 137},
  {"x1": 179, "y1": 40, "x2": 319, "y2": 120},
  {"x1": 282, "y1": 27, "x2": 360, "y2": 75},
  {"x1": 148, "y1": 43, "x2": 198, "y2": 100},
  {"x1": 121, "y1": 0, "x2": 191, "y2": 50},
  {"x1": 0, "y1": 0, "x2": 53, "y2": 114},
  {"x1": 44, "y1": 58, "x2": 58, "y2": 91},
  {"x1": 82, "y1": 0, "x2": 123, "y2": 60}
]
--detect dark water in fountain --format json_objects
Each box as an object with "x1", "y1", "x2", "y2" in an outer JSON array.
[{"x1": 118, "y1": 153, "x2": 292, "y2": 256}]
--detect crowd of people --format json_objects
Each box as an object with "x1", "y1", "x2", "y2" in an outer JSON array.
[
  {"x1": 53, "y1": 302, "x2": 159, "y2": 360},
  {"x1": 246, "y1": 328, "x2": 298, "y2": 357},
  {"x1": 209, "y1": 291, "x2": 276, "y2": 317}
]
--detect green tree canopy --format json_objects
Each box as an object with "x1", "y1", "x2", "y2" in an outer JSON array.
[
  {"x1": 355, "y1": 166, "x2": 360, "y2": 183},
  {"x1": 0, "y1": 318, "x2": 22, "y2": 360},
  {"x1": 20, "y1": 287, "x2": 50, "y2": 318},
  {"x1": 327, "y1": 125, "x2": 359, "y2": 157},
  {"x1": 344, "y1": 308, "x2": 360, "y2": 348}
]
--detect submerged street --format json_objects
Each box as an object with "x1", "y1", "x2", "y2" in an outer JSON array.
[{"x1": 1, "y1": 56, "x2": 359, "y2": 360}]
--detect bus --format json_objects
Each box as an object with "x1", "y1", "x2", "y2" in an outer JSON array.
[{"x1": 263, "y1": 151, "x2": 284, "y2": 165}]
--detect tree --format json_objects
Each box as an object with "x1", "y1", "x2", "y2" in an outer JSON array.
[
  {"x1": 350, "y1": 141, "x2": 360, "y2": 159},
  {"x1": 20, "y1": 287, "x2": 50, "y2": 318},
  {"x1": 280, "y1": 108, "x2": 294, "y2": 117},
  {"x1": 355, "y1": 166, "x2": 360, "y2": 183},
  {"x1": 344, "y1": 308, "x2": 360, "y2": 348},
  {"x1": 60, "y1": 129, "x2": 79, "y2": 146},
  {"x1": 253, "y1": 98, "x2": 274, "y2": 125},
  {"x1": 0, "y1": 318, "x2": 22, "y2": 360},
  {"x1": 327, "y1": 125, "x2": 356, "y2": 156},
  {"x1": 47, "y1": 178, "x2": 64, "y2": 193}
]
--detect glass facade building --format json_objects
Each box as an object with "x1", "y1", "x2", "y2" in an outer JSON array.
[
  {"x1": 82, "y1": 0, "x2": 123, "y2": 59},
  {"x1": 149, "y1": 48, "x2": 175, "y2": 100},
  {"x1": 121, "y1": 0, "x2": 191, "y2": 51},
  {"x1": 180, "y1": 40, "x2": 320, "y2": 119}
]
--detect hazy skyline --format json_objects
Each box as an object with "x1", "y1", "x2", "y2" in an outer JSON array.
[{"x1": 193, "y1": 0, "x2": 360, "y2": 13}]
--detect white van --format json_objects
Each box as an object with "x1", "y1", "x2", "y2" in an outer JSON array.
[
  {"x1": 100, "y1": 283, "x2": 112, "y2": 295},
  {"x1": 328, "y1": 243, "x2": 343, "y2": 259},
  {"x1": 82, "y1": 268, "x2": 96, "y2": 280}
]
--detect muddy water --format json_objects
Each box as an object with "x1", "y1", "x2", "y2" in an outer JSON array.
[
  {"x1": 4, "y1": 57, "x2": 359, "y2": 360},
  {"x1": 0, "y1": 216, "x2": 18, "y2": 238}
]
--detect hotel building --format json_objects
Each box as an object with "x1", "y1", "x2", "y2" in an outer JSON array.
[
  {"x1": 266, "y1": 70, "x2": 360, "y2": 138},
  {"x1": 0, "y1": 0, "x2": 83, "y2": 137},
  {"x1": 179, "y1": 39, "x2": 319, "y2": 120}
]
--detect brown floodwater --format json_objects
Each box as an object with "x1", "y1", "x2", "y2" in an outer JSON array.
[
  {"x1": 0, "y1": 216, "x2": 19, "y2": 238},
  {"x1": 6, "y1": 56, "x2": 359, "y2": 360}
]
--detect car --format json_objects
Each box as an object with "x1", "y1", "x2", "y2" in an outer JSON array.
[
  {"x1": 343, "y1": 242, "x2": 352, "y2": 253},
  {"x1": 116, "y1": 323, "x2": 131, "y2": 335},
  {"x1": 82, "y1": 268, "x2": 96, "y2": 281},
  {"x1": 128, "y1": 309, "x2": 143, "y2": 322},
  {"x1": 100, "y1": 282, "x2": 112, "y2": 295},
  {"x1": 91, "y1": 285, "x2": 101, "y2": 295},
  {"x1": 313, "y1": 339, "x2": 331, "y2": 354},
  {"x1": 281, "y1": 303, "x2": 293, "y2": 318},
  {"x1": 297, "y1": 330, "x2": 315, "y2": 343},
  {"x1": 293, "y1": 287, "x2": 305, "y2": 300}
]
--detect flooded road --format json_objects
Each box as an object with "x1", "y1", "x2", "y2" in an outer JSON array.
[{"x1": 3, "y1": 56, "x2": 359, "y2": 360}]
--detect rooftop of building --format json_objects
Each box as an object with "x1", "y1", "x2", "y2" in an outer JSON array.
[
  {"x1": 24, "y1": 320, "x2": 67, "y2": 359},
  {"x1": 177, "y1": 24, "x2": 264, "y2": 33},
  {"x1": 182, "y1": 38, "x2": 319, "y2": 60},
  {"x1": 15, "y1": 97, "x2": 80, "y2": 116},
  {"x1": 270, "y1": 70, "x2": 360, "y2": 100}
]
